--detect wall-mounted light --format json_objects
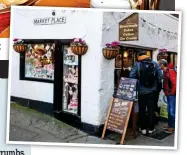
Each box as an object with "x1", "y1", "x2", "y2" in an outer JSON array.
[
  {"x1": 124, "y1": 51, "x2": 128, "y2": 58},
  {"x1": 146, "y1": 51, "x2": 151, "y2": 56},
  {"x1": 52, "y1": 10, "x2": 56, "y2": 16}
]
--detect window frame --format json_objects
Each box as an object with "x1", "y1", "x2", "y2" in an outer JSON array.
[{"x1": 20, "y1": 39, "x2": 58, "y2": 83}]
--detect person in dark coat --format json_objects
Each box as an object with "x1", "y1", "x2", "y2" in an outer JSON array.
[{"x1": 129, "y1": 50, "x2": 162, "y2": 134}]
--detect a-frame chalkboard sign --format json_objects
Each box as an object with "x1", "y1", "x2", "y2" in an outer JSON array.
[{"x1": 101, "y1": 77, "x2": 138, "y2": 144}]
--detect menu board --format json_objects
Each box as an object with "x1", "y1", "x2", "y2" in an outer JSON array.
[
  {"x1": 106, "y1": 98, "x2": 133, "y2": 134},
  {"x1": 115, "y1": 77, "x2": 137, "y2": 101}
]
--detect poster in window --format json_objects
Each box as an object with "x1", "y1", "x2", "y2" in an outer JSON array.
[
  {"x1": 62, "y1": 45, "x2": 79, "y2": 114},
  {"x1": 25, "y1": 43, "x2": 54, "y2": 80}
]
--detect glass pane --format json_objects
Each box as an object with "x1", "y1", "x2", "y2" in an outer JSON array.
[
  {"x1": 157, "y1": 52, "x2": 168, "y2": 61},
  {"x1": 114, "y1": 69, "x2": 122, "y2": 95},
  {"x1": 25, "y1": 43, "x2": 54, "y2": 80},
  {"x1": 175, "y1": 54, "x2": 178, "y2": 64},
  {"x1": 123, "y1": 49, "x2": 133, "y2": 69},
  {"x1": 62, "y1": 45, "x2": 78, "y2": 114},
  {"x1": 170, "y1": 53, "x2": 174, "y2": 63},
  {"x1": 115, "y1": 53, "x2": 122, "y2": 69}
]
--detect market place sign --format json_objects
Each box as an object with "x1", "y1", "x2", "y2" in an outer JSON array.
[
  {"x1": 119, "y1": 13, "x2": 139, "y2": 41},
  {"x1": 33, "y1": 17, "x2": 66, "y2": 25}
]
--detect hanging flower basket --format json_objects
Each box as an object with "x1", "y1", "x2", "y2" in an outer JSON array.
[
  {"x1": 13, "y1": 38, "x2": 27, "y2": 53},
  {"x1": 70, "y1": 38, "x2": 88, "y2": 56},
  {"x1": 103, "y1": 41, "x2": 120, "y2": 60}
]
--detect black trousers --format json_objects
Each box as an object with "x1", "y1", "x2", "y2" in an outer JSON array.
[{"x1": 138, "y1": 91, "x2": 157, "y2": 130}]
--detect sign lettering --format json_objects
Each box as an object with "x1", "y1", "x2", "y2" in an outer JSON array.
[
  {"x1": 33, "y1": 17, "x2": 66, "y2": 25},
  {"x1": 119, "y1": 13, "x2": 139, "y2": 41}
]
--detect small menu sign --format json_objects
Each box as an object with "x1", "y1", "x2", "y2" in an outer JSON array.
[
  {"x1": 107, "y1": 98, "x2": 133, "y2": 134},
  {"x1": 115, "y1": 77, "x2": 137, "y2": 101},
  {"x1": 119, "y1": 13, "x2": 139, "y2": 41}
]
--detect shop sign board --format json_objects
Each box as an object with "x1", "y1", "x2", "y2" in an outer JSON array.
[
  {"x1": 33, "y1": 16, "x2": 66, "y2": 25},
  {"x1": 115, "y1": 77, "x2": 138, "y2": 101},
  {"x1": 102, "y1": 77, "x2": 137, "y2": 144},
  {"x1": 101, "y1": 98, "x2": 133, "y2": 144},
  {"x1": 106, "y1": 98, "x2": 133, "y2": 134},
  {"x1": 119, "y1": 13, "x2": 139, "y2": 41}
]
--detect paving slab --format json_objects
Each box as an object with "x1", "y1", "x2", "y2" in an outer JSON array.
[
  {"x1": 69, "y1": 137, "x2": 87, "y2": 143},
  {"x1": 86, "y1": 136, "x2": 116, "y2": 144},
  {"x1": 9, "y1": 124, "x2": 39, "y2": 141},
  {"x1": 30, "y1": 134, "x2": 66, "y2": 143}
]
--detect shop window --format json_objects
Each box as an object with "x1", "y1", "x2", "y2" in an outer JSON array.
[
  {"x1": 157, "y1": 52, "x2": 169, "y2": 62},
  {"x1": 62, "y1": 45, "x2": 79, "y2": 114},
  {"x1": 157, "y1": 52, "x2": 177, "y2": 65},
  {"x1": 20, "y1": 42, "x2": 55, "y2": 83},
  {"x1": 24, "y1": 44, "x2": 55, "y2": 81}
]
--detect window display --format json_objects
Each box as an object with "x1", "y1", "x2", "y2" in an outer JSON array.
[
  {"x1": 62, "y1": 45, "x2": 79, "y2": 114},
  {"x1": 25, "y1": 43, "x2": 55, "y2": 80}
]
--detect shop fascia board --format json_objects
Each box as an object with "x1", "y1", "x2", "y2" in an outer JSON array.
[
  {"x1": 119, "y1": 43, "x2": 156, "y2": 51},
  {"x1": 119, "y1": 42, "x2": 178, "y2": 53}
]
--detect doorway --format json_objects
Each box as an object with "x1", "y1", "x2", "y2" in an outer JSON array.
[
  {"x1": 114, "y1": 47, "x2": 152, "y2": 94},
  {"x1": 53, "y1": 40, "x2": 81, "y2": 127}
]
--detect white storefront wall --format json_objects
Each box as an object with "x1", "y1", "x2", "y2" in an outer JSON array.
[
  {"x1": 10, "y1": 7, "x2": 179, "y2": 127},
  {"x1": 10, "y1": 7, "x2": 104, "y2": 126}
]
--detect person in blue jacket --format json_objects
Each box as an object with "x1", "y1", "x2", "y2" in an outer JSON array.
[{"x1": 129, "y1": 50, "x2": 162, "y2": 134}]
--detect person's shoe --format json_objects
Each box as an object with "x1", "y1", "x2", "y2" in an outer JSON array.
[
  {"x1": 161, "y1": 125, "x2": 168, "y2": 130},
  {"x1": 148, "y1": 129, "x2": 156, "y2": 134},
  {"x1": 139, "y1": 128, "x2": 147, "y2": 135},
  {"x1": 164, "y1": 128, "x2": 174, "y2": 134}
]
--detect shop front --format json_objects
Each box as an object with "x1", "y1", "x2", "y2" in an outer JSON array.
[{"x1": 10, "y1": 7, "x2": 179, "y2": 136}]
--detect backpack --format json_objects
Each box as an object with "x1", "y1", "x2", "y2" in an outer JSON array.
[{"x1": 138, "y1": 61, "x2": 156, "y2": 88}]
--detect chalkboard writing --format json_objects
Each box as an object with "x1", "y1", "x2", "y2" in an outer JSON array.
[
  {"x1": 106, "y1": 98, "x2": 133, "y2": 134},
  {"x1": 115, "y1": 77, "x2": 137, "y2": 101}
]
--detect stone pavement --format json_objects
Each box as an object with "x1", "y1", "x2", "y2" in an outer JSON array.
[{"x1": 9, "y1": 103, "x2": 175, "y2": 146}]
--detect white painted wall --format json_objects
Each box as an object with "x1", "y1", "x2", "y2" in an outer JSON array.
[
  {"x1": 102, "y1": 12, "x2": 179, "y2": 52},
  {"x1": 10, "y1": 7, "x2": 104, "y2": 126}
]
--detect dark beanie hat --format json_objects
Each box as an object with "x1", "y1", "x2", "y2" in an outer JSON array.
[{"x1": 137, "y1": 49, "x2": 146, "y2": 56}]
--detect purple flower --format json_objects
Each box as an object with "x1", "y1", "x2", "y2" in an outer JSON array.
[
  {"x1": 111, "y1": 41, "x2": 120, "y2": 46},
  {"x1": 82, "y1": 40, "x2": 86, "y2": 44},
  {"x1": 13, "y1": 38, "x2": 19, "y2": 42},
  {"x1": 71, "y1": 38, "x2": 76, "y2": 43},
  {"x1": 74, "y1": 38, "x2": 80, "y2": 42},
  {"x1": 79, "y1": 40, "x2": 83, "y2": 44},
  {"x1": 106, "y1": 43, "x2": 111, "y2": 47}
]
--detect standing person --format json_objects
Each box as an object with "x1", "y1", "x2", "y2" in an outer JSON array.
[
  {"x1": 159, "y1": 59, "x2": 177, "y2": 133},
  {"x1": 129, "y1": 50, "x2": 162, "y2": 134}
]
